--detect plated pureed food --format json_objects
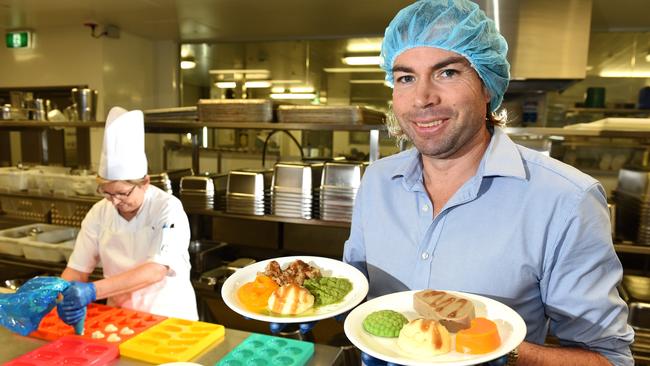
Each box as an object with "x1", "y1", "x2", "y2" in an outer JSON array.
[
  {"x1": 221, "y1": 256, "x2": 369, "y2": 323},
  {"x1": 344, "y1": 290, "x2": 526, "y2": 366}
]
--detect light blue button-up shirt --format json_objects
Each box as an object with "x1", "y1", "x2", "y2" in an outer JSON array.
[{"x1": 343, "y1": 127, "x2": 634, "y2": 365}]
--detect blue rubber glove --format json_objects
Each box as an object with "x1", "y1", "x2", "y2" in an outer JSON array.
[
  {"x1": 269, "y1": 321, "x2": 317, "y2": 334},
  {"x1": 56, "y1": 281, "x2": 96, "y2": 327},
  {"x1": 361, "y1": 351, "x2": 403, "y2": 366}
]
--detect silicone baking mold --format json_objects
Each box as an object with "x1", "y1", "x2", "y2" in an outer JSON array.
[
  {"x1": 31, "y1": 303, "x2": 166, "y2": 344},
  {"x1": 216, "y1": 333, "x2": 314, "y2": 366},
  {"x1": 4, "y1": 335, "x2": 119, "y2": 366},
  {"x1": 119, "y1": 318, "x2": 225, "y2": 364}
]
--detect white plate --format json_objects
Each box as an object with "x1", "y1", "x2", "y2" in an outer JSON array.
[
  {"x1": 221, "y1": 256, "x2": 369, "y2": 323},
  {"x1": 344, "y1": 290, "x2": 526, "y2": 366}
]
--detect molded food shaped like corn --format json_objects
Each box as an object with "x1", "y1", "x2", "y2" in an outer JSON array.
[
  {"x1": 362, "y1": 310, "x2": 409, "y2": 337},
  {"x1": 456, "y1": 317, "x2": 501, "y2": 354},
  {"x1": 237, "y1": 275, "x2": 279, "y2": 312},
  {"x1": 267, "y1": 283, "x2": 315, "y2": 315},
  {"x1": 397, "y1": 318, "x2": 451, "y2": 357}
]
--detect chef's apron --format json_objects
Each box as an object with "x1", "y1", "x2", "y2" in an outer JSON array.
[{"x1": 98, "y1": 222, "x2": 197, "y2": 320}]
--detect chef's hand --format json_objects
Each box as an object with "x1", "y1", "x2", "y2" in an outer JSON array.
[
  {"x1": 57, "y1": 281, "x2": 96, "y2": 325},
  {"x1": 361, "y1": 351, "x2": 403, "y2": 366}
]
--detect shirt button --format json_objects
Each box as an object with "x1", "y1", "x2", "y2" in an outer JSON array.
[
  {"x1": 422, "y1": 204, "x2": 429, "y2": 212},
  {"x1": 421, "y1": 252, "x2": 429, "y2": 260}
]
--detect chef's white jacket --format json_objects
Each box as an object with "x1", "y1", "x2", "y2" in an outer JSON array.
[{"x1": 67, "y1": 185, "x2": 198, "y2": 320}]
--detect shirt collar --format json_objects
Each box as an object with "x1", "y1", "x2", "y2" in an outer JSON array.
[{"x1": 391, "y1": 127, "x2": 527, "y2": 188}]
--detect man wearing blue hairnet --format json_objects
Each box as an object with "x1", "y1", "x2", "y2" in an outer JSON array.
[{"x1": 343, "y1": 0, "x2": 634, "y2": 365}]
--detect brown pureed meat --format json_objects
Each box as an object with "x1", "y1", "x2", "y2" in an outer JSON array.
[
  {"x1": 262, "y1": 259, "x2": 321, "y2": 286},
  {"x1": 413, "y1": 290, "x2": 476, "y2": 332}
]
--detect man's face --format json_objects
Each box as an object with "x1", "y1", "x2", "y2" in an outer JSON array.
[{"x1": 391, "y1": 47, "x2": 490, "y2": 159}]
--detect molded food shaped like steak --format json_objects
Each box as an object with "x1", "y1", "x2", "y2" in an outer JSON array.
[{"x1": 413, "y1": 290, "x2": 476, "y2": 332}]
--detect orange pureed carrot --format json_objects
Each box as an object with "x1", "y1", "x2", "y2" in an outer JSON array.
[
  {"x1": 237, "y1": 275, "x2": 279, "y2": 312},
  {"x1": 455, "y1": 317, "x2": 501, "y2": 354}
]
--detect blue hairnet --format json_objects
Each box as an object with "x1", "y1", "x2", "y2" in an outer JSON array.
[{"x1": 381, "y1": 0, "x2": 510, "y2": 112}]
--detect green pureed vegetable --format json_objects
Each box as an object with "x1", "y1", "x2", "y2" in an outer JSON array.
[
  {"x1": 362, "y1": 310, "x2": 408, "y2": 337},
  {"x1": 303, "y1": 277, "x2": 352, "y2": 306}
]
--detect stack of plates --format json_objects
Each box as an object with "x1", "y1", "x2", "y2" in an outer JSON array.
[
  {"x1": 150, "y1": 172, "x2": 173, "y2": 194},
  {"x1": 319, "y1": 162, "x2": 364, "y2": 222},
  {"x1": 180, "y1": 176, "x2": 214, "y2": 211},
  {"x1": 271, "y1": 162, "x2": 322, "y2": 219},
  {"x1": 226, "y1": 169, "x2": 272, "y2": 216}
]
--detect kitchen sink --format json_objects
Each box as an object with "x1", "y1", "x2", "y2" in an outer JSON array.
[{"x1": 629, "y1": 302, "x2": 650, "y2": 330}]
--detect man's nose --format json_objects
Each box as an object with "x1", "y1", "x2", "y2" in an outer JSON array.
[{"x1": 414, "y1": 79, "x2": 441, "y2": 108}]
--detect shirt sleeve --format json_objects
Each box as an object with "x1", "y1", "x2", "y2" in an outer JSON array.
[
  {"x1": 541, "y1": 183, "x2": 634, "y2": 366},
  {"x1": 149, "y1": 197, "x2": 191, "y2": 277},
  {"x1": 67, "y1": 206, "x2": 101, "y2": 273},
  {"x1": 343, "y1": 178, "x2": 369, "y2": 279}
]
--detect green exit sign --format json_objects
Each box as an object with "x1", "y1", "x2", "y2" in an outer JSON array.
[{"x1": 6, "y1": 31, "x2": 31, "y2": 48}]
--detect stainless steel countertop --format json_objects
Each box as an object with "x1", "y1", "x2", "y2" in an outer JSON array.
[{"x1": 0, "y1": 327, "x2": 343, "y2": 365}]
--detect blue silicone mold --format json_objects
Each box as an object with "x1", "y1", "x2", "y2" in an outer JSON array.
[{"x1": 216, "y1": 333, "x2": 315, "y2": 366}]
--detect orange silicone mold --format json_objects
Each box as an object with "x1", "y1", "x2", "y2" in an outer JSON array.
[{"x1": 31, "y1": 303, "x2": 166, "y2": 344}]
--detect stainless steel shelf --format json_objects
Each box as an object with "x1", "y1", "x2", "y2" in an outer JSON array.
[
  {"x1": 614, "y1": 243, "x2": 650, "y2": 255},
  {"x1": 0, "y1": 191, "x2": 101, "y2": 204},
  {"x1": 186, "y1": 209, "x2": 351, "y2": 228},
  {"x1": 505, "y1": 127, "x2": 650, "y2": 138},
  {"x1": 0, "y1": 120, "x2": 384, "y2": 131}
]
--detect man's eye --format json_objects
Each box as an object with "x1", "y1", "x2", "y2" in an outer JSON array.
[
  {"x1": 396, "y1": 75, "x2": 415, "y2": 83},
  {"x1": 440, "y1": 69, "x2": 459, "y2": 78}
]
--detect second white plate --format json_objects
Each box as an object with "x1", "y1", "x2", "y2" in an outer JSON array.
[{"x1": 344, "y1": 290, "x2": 526, "y2": 366}]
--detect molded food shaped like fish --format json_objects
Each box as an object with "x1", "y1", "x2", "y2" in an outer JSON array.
[
  {"x1": 413, "y1": 290, "x2": 476, "y2": 332},
  {"x1": 267, "y1": 283, "x2": 314, "y2": 315}
]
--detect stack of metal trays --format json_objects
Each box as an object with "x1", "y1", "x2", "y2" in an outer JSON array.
[
  {"x1": 143, "y1": 106, "x2": 197, "y2": 121},
  {"x1": 319, "y1": 161, "x2": 365, "y2": 222},
  {"x1": 212, "y1": 174, "x2": 228, "y2": 211},
  {"x1": 613, "y1": 167, "x2": 650, "y2": 245},
  {"x1": 180, "y1": 176, "x2": 215, "y2": 211},
  {"x1": 271, "y1": 162, "x2": 322, "y2": 219},
  {"x1": 198, "y1": 99, "x2": 276, "y2": 122},
  {"x1": 277, "y1": 105, "x2": 386, "y2": 124},
  {"x1": 166, "y1": 168, "x2": 194, "y2": 196},
  {"x1": 226, "y1": 169, "x2": 272, "y2": 215},
  {"x1": 150, "y1": 172, "x2": 173, "y2": 194}
]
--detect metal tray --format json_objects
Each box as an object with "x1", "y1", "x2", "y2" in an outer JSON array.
[{"x1": 277, "y1": 105, "x2": 385, "y2": 125}]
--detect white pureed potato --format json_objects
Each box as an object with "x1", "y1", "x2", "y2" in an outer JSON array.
[
  {"x1": 397, "y1": 318, "x2": 451, "y2": 357},
  {"x1": 267, "y1": 283, "x2": 314, "y2": 315}
]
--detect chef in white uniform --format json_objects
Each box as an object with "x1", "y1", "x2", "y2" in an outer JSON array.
[{"x1": 58, "y1": 106, "x2": 198, "y2": 323}]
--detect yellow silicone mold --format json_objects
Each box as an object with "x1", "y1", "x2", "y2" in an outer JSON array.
[{"x1": 119, "y1": 318, "x2": 225, "y2": 363}]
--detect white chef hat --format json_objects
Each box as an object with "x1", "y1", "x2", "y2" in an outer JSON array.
[{"x1": 98, "y1": 106, "x2": 148, "y2": 180}]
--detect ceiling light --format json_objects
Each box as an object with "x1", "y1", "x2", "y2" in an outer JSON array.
[
  {"x1": 349, "y1": 80, "x2": 387, "y2": 84},
  {"x1": 215, "y1": 81, "x2": 236, "y2": 88},
  {"x1": 324, "y1": 67, "x2": 384, "y2": 73},
  {"x1": 209, "y1": 69, "x2": 270, "y2": 77},
  {"x1": 289, "y1": 86, "x2": 314, "y2": 93},
  {"x1": 599, "y1": 70, "x2": 650, "y2": 78},
  {"x1": 342, "y1": 53, "x2": 382, "y2": 66},
  {"x1": 270, "y1": 93, "x2": 316, "y2": 100},
  {"x1": 244, "y1": 81, "x2": 271, "y2": 88},
  {"x1": 180, "y1": 57, "x2": 196, "y2": 70},
  {"x1": 346, "y1": 38, "x2": 382, "y2": 53},
  {"x1": 271, "y1": 87, "x2": 286, "y2": 93}
]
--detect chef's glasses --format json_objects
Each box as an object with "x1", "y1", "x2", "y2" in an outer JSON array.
[{"x1": 97, "y1": 184, "x2": 137, "y2": 201}]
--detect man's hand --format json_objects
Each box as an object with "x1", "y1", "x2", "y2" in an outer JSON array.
[
  {"x1": 269, "y1": 322, "x2": 317, "y2": 334},
  {"x1": 56, "y1": 281, "x2": 96, "y2": 325}
]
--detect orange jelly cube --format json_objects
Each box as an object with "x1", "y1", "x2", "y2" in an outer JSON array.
[{"x1": 455, "y1": 317, "x2": 501, "y2": 354}]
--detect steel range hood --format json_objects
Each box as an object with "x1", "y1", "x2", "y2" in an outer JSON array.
[{"x1": 476, "y1": 0, "x2": 593, "y2": 92}]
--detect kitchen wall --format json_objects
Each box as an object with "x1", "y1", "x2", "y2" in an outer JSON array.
[{"x1": 0, "y1": 25, "x2": 178, "y2": 171}]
